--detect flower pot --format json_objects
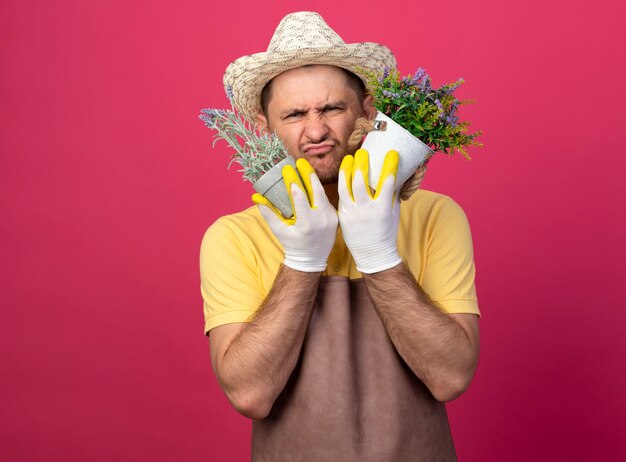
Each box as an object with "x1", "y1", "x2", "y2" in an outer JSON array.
[
  {"x1": 253, "y1": 156, "x2": 298, "y2": 218},
  {"x1": 361, "y1": 112, "x2": 434, "y2": 191}
]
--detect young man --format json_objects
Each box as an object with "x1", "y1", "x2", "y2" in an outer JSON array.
[{"x1": 201, "y1": 12, "x2": 480, "y2": 461}]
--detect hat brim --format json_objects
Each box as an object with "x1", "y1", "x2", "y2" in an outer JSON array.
[{"x1": 224, "y1": 42, "x2": 396, "y2": 123}]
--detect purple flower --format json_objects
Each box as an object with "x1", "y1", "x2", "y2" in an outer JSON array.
[
  {"x1": 199, "y1": 108, "x2": 227, "y2": 127},
  {"x1": 446, "y1": 114, "x2": 459, "y2": 127},
  {"x1": 409, "y1": 68, "x2": 427, "y2": 86},
  {"x1": 434, "y1": 99, "x2": 444, "y2": 118},
  {"x1": 379, "y1": 67, "x2": 390, "y2": 83},
  {"x1": 225, "y1": 85, "x2": 234, "y2": 101},
  {"x1": 441, "y1": 79, "x2": 464, "y2": 95},
  {"x1": 419, "y1": 74, "x2": 432, "y2": 93},
  {"x1": 382, "y1": 90, "x2": 402, "y2": 99}
]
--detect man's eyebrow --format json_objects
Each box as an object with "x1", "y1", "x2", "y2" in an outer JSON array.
[
  {"x1": 279, "y1": 101, "x2": 347, "y2": 117},
  {"x1": 320, "y1": 101, "x2": 346, "y2": 109},
  {"x1": 279, "y1": 107, "x2": 307, "y2": 117}
]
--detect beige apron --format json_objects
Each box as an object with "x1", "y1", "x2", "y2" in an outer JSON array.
[{"x1": 252, "y1": 277, "x2": 457, "y2": 461}]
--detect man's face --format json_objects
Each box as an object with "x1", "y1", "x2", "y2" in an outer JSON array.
[{"x1": 256, "y1": 65, "x2": 374, "y2": 184}]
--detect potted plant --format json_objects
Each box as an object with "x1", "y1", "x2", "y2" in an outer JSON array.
[
  {"x1": 199, "y1": 107, "x2": 297, "y2": 218},
  {"x1": 360, "y1": 67, "x2": 482, "y2": 189}
]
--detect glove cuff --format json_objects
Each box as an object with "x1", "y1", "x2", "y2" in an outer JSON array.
[
  {"x1": 284, "y1": 247, "x2": 329, "y2": 272},
  {"x1": 356, "y1": 256, "x2": 402, "y2": 274},
  {"x1": 351, "y1": 238, "x2": 401, "y2": 274},
  {"x1": 283, "y1": 257, "x2": 327, "y2": 273}
]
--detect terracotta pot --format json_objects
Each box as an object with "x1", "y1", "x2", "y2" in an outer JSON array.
[
  {"x1": 253, "y1": 156, "x2": 297, "y2": 218},
  {"x1": 361, "y1": 112, "x2": 434, "y2": 190}
]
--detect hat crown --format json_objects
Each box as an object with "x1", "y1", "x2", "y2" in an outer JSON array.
[
  {"x1": 223, "y1": 11, "x2": 396, "y2": 123},
  {"x1": 267, "y1": 11, "x2": 345, "y2": 52}
]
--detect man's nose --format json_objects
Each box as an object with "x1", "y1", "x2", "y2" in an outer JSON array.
[{"x1": 304, "y1": 115, "x2": 329, "y2": 143}]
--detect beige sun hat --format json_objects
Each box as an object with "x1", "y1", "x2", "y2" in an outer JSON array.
[{"x1": 223, "y1": 11, "x2": 397, "y2": 123}]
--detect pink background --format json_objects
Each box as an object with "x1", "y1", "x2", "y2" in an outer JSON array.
[{"x1": 2, "y1": 0, "x2": 625, "y2": 460}]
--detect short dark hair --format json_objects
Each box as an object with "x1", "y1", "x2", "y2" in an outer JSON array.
[{"x1": 260, "y1": 66, "x2": 366, "y2": 118}]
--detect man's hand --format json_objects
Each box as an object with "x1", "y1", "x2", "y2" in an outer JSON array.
[
  {"x1": 253, "y1": 158, "x2": 338, "y2": 272},
  {"x1": 213, "y1": 158, "x2": 336, "y2": 418},
  {"x1": 337, "y1": 149, "x2": 402, "y2": 274},
  {"x1": 339, "y1": 150, "x2": 479, "y2": 401}
]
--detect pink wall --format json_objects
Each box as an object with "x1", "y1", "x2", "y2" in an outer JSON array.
[{"x1": 2, "y1": 0, "x2": 625, "y2": 460}]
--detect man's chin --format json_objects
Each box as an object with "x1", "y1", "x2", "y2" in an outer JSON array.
[
  {"x1": 311, "y1": 163, "x2": 340, "y2": 185},
  {"x1": 318, "y1": 173, "x2": 339, "y2": 185},
  {"x1": 304, "y1": 153, "x2": 343, "y2": 185}
]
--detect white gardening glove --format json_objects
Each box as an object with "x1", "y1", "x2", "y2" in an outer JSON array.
[
  {"x1": 338, "y1": 149, "x2": 402, "y2": 274},
  {"x1": 252, "y1": 158, "x2": 338, "y2": 272}
]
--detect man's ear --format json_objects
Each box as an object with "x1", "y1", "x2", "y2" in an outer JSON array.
[
  {"x1": 363, "y1": 95, "x2": 376, "y2": 121},
  {"x1": 256, "y1": 114, "x2": 269, "y2": 135}
]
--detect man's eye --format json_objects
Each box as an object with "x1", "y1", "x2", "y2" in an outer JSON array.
[
  {"x1": 324, "y1": 106, "x2": 341, "y2": 113},
  {"x1": 286, "y1": 112, "x2": 304, "y2": 119}
]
